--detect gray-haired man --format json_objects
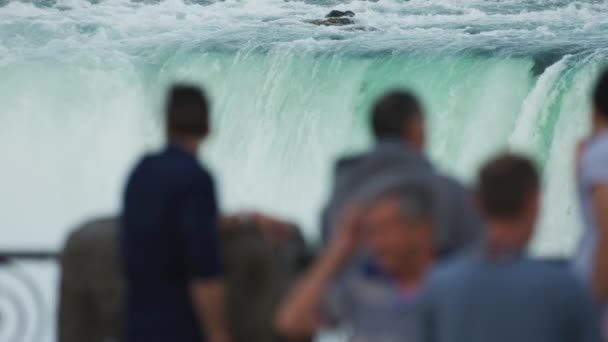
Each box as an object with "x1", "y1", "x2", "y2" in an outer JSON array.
[{"x1": 276, "y1": 184, "x2": 435, "y2": 342}]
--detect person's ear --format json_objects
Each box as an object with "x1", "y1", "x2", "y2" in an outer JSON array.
[
  {"x1": 410, "y1": 116, "x2": 426, "y2": 151},
  {"x1": 401, "y1": 118, "x2": 423, "y2": 150},
  {"x1": 531, "y1": 190, "x2": 541, "y2": 211}
]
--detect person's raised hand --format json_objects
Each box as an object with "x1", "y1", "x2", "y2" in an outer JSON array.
[{"x1": 325, "y1": 204, "x2": 365, "y2": 266}]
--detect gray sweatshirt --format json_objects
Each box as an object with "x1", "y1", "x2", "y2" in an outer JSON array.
[{"x1": 321, "y1": 139, "x2": 481, "y2": 258}]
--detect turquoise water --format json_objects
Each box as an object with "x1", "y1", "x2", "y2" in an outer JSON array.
[{"x1": 1, "y1": 0, "x2": 607, "y2": 257}]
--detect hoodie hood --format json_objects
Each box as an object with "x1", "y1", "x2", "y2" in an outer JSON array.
[
  {"x1": 332, "y1": 139, "x2": 432, "y2": 195},
  {"x1": 322, "y1": 139, "x2": 435, "y2": 242},
  {"x1": 321, "y1": 138, "x2": 481, "y2": 258}
]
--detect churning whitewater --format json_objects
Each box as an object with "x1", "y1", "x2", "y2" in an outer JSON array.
[{"x1": 1, "y1": 0, "x2": 607, "y2": 257}]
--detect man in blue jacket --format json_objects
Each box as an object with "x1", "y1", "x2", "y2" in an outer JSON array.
[{"x1": 419, "y1": 154, "x2": 601, "y2": 342}]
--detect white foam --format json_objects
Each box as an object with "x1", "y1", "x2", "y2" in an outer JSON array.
[
  {"x1": 509, "y1": 55, "x2": 571, "y2": 152},
  {"x1": 0, "y1": 0, "x2": 606, "y2": 250},
  {"x1": 1, "y1": 0, "x2": 607, "y2": 58}
]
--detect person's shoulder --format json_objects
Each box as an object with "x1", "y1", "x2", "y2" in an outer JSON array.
[
  {"x1": 332, "y1": 153, "x2": 366, "y2": 183},
  {"x1": 426, "y1": 253, "x2": 474, "y2": 288},
  {"x1": 528, "y1": 261, "x2": 595, "y2": 310},
  {"x1": 590, "y1": 133, "x2": 608, "y2": 152},
  {"x1": 161, "y1": 146, "x2": 214, "y2": 182},
  {"x1": 516, "y1": 258, "x2": 563, "y2": 274},
  {"x1": 335, "y1": 154, "x2": 365, "y2": 171},
  {"x1": 128, "y1": 153, "x2": 156, "y2": 175},
  {"x1": 195, "y1": 163, "x2": 215, "y2": 187},
  {"x1": 179, "y1": 162, "x2": 216, "y2": 198},
  {"x1": 129, "y1": 149, "x2": 181, "y2": 180},
  {"x1": 584, "y1": 134, "x2": 608, "y2": 168},
  {"x1": 421, "y1": 255, "x2": 475, "y2": 306},
  {"x1": 433, "y1": 170, "x2": 469, "y2": 195},
  {"x1": 521, "y1": 259, "x2": 585, "y2": 291}
]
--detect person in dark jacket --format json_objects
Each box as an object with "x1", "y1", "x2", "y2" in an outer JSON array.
[{"x1": 121, "y1": 85, "x2": 230, "y2": 342}]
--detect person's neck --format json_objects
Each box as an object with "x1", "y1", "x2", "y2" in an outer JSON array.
[
  {"x1": 375, "y1": 137, "x2": 423, "y2": 153},
  {"x1": 402, "y1": 139, "x2": 424, "y2": 153},
  {"x1": 169, "y1": 137, "x2": 200, "y2": 155},
  {"x1": 485, "y1": 219, "x2": 527, "y2": 256}
]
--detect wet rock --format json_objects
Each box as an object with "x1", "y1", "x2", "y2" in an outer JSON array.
[
  {"x1": 307, "y1": 9, "x2": 356, "y2": 26},
  {"x1": 326, "y1": 10, "x2": 355, "y2": 18}
]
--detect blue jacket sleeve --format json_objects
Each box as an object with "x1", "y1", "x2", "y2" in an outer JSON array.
[{"x1": 178, "y1": 175, "x2": 223, "y2": 280}]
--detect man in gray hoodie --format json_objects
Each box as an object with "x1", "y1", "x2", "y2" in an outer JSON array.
[
  {"x1": 322, "y1": 90, "x2": 480, "y2": 258},
  {"x1": 274, "y1": 91, "x2": 480, "y2": 341}
]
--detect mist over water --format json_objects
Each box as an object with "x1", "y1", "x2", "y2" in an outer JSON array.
[{"x1": 1, "y1": 0, "x2": 607, "y2": 256}]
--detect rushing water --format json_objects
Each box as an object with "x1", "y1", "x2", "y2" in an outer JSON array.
[
  {"x1": 0, "y1": 1, "x2": 607, "y2": 339},
  {"x1": 2, "y1": 0, "x2": 607, "y2": 253}
]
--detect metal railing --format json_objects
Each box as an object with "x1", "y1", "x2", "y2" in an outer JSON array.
[{"x1": 0, "y1": 251, "x2": 58, "y2": 342}]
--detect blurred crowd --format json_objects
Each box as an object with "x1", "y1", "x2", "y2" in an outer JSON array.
[{"x1": 58, "y1": 69, "x2": 608, "y2": 342}]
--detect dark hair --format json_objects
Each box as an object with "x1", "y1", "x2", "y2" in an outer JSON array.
[
  {"x1": 478, "y1": 154, "x2": 539, "y2": 219},
  {"x1": 371, "y1": 90, "x2": 424, "y2": 140},
  {"x1": 166, "y1": 84, "x2": 209, "y2": 137},
  {"x1": 594, "y1": 69, "x2": 608, "y2": 118}
]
